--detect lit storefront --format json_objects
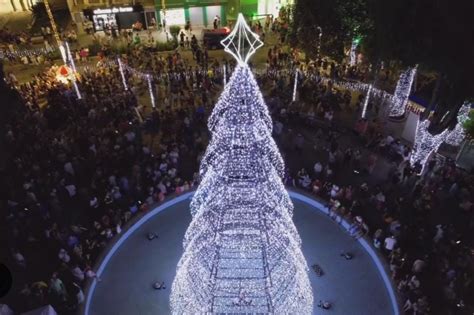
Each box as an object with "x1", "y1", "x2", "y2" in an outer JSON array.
[
  {"x1": 82, "y1": 6, "x2": 147, "y2": 32},
  {"x1": 154, "y1": 0, "x2": 228, "y2": 28}
]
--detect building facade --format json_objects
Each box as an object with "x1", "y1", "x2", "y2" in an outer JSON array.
[{"x1": 65, "y1": 0, "x2": 292, "y2": 33}]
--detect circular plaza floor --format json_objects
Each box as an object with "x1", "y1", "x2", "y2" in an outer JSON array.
[{"x1": 84, "y1": 191, "x2": 399, "y2": 315}]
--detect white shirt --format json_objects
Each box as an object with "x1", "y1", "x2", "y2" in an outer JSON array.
[
  {"x1": 384, "y1": 237, "x2": 397, "y2": 250},
  {"x1": 65, "y1": 184, "x2": 77, "y2": 197},
  {"x1": 314, "y1": 162, "x2": 322, "y2": 174}
]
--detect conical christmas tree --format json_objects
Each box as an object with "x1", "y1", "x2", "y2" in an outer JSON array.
[{"x1": 171, "y1": 14, "x2": 313, "y2": 314}]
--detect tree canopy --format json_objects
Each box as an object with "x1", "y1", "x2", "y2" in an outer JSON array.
[
  {"x1": 291, "y1": 0, "x2": 473, "y2": 130},
  {"x1": 290, "y1": 0, "x2": 372, "y2": 61}
]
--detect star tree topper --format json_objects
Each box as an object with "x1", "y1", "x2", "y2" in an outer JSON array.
[{"x1": 221, "y1": 13, "x2": 264, "y2": 65}]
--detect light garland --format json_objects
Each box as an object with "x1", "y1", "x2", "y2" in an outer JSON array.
[
  {"x1": 146, "y1": 74, "x2": 155, "y2": 108},
  {"x1": 171, "y1": 15, "x2": 313, "y2": 314},
  {"x1": 65, "y1": 41, "x2": 76, "y2": 73},
  {"x1": 292, "y1": 69, "x2": 299, "y2": 102},
  {"x1": 117, "y1": 58, "x2": 128, "y2": 91},
  {"x1": 223, "y1": 64, "x2": 227, "y2": 86},
  {"x1": 389, "y1": 66, "x2": 417, "y2": 117},
  {"x1": 444, "y1": 103, "x2": 472, "y2": 146},
  {"x1": 220, "y1": 14, "x2": 263, "y2": 65},
  {"x1": 361, "y1": 84, "x2": 372, "y2": 118}
]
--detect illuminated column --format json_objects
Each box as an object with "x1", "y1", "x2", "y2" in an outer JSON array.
[
  {"x1": 389, "y1": 66, "x2": 417, "y2": 117},
  {"x1": 65, "y1": 41, "x2": 76, "y2": 72},
  {"x1": 292, "y1": 69, "x2": 299, "y2": 102},
  {"x1": 223, "y1": 64, "x2": 227, "y2": 86},
  {"x1": 316, "y1": 26, "x2": 322, "y2": 58},
  {"x1": 147, "y1": 74, "x2": 155, "y2": 108},
  {"x1": 361, "y1": 84, "x2": 372, "y2": 118},
  {"x1": 117, "y1": 58, "x2": 128, "y2": 91},
  {"x1": 65, "y1": 40, "x2": 81, "y2": 99}
]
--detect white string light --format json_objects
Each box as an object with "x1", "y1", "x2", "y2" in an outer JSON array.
[
  {"x1": 65, "y1": 41, "x2": 77, "y2": 73},
  {"x1": 146, "y1": 74, "x2": 155, "y2": 108},
  {"x1": 389, "y1": 66, "x2": 417, "y2": 117},
  {"x1": 445, "y1": 103, "x2": 472, "y2": 146},
  {"x1": 361, "y1": 84, "x2": 372, "y2": 118},
  {"x1": 316, "y1": 26, "x2": 322, "y2": 58},
  {"x1": 72, "y1": 79, "x2": 82, "y2": 100},
  {"x1": 292, "y1": 69, "x2": 299, "y2": 102},
  {"x1": 117, "y1": 58, "x2": 128, "y2": 91},
  {"x1": 171, "y1": 15, "x2": 313, "y2": 314},
  {"x1": 64, "y1": 41, "x2": 81, "y2": 99},
  {"x1": 350, "y1": 39, "x2": 358, "y2": 66},
  {"x1": 223, "y1": 64, "x2": 227, "y2": 86}
]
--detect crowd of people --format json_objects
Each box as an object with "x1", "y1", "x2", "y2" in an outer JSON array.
[
  {"x1": 276, "y1": 70, "x2": 474, "y2": 314},
  {"x1": 1, "y1": 54, "x2": 220, "y2": 312},
  {"x1": 1, "y1": 13, "x2": 472, "y2": 315}
]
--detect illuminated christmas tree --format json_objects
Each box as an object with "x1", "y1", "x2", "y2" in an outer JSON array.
[{"x1": 170, "y1": 14, "x2": 313, "y2": 314}]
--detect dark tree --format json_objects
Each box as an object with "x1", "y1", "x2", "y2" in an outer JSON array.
[
  {"x1": 290, "y1": 0, "x2": 372, "y2": 61},
  {"x1": 365, "y1": 0, "x2": 474, "y2": 132}
]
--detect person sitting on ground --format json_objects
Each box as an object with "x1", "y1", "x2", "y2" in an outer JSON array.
[
  {"x1": 153, "y1": 281, "x2": 165, "y2": 290},
  {"x1": 147, "y1": 232, "x2": 158, "y2": 241},
  {"x1": 318, "y1": 300, "x2": 332, "y2": 309}
]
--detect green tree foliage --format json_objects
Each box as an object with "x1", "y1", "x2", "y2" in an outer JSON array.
[
  {"x1": 291, "y1": 0, "x2": 372, "y2": 61},
  {"x1": 463, "y1": 110, "x2": 474, "y2": 139}
]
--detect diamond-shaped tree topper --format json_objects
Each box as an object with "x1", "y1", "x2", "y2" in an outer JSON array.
[{"x1": 221, "y1": 13, "x2": 264, "y2": 65}]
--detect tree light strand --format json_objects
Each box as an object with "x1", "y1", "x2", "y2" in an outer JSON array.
[{"x1": 292, "y1": 69, "x2": 299, "y2": 102}]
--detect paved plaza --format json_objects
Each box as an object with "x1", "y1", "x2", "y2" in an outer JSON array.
[{"x1": 86, "y1": 192, "x2": 397, "y2": 315}]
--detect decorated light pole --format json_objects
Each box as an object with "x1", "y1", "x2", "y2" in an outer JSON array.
[{"x1": 43, "y1": 0, "x2": 66, "y2": 62}]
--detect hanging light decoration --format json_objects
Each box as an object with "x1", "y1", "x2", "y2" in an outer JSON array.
[
  {"x1": 171, "y1": 13, "x2": 313, "y2": 314},
  {"x1": 64, "y1": 41, "x2": 81, "y2": 99},
  {"x1": 292, "y1": 69, "x2": 299, "y2": 102},
  {"x1": 147, "y1": 74, "x2": 155, "y2": 108},
  {"x1": 223, "y1": 64, "x2": 227, "y2": 86},
  {"x1": 117, "y1": 58, "x2": 128, "y2": 91}
]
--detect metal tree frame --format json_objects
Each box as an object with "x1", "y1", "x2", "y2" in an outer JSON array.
[{"x1": 171, "y1": 14, "x2": 313, "y2": 314}]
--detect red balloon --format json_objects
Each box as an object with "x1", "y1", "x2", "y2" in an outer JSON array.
[{"x1": 59, "y1": 65, "x2": 69, "y2": 76}]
